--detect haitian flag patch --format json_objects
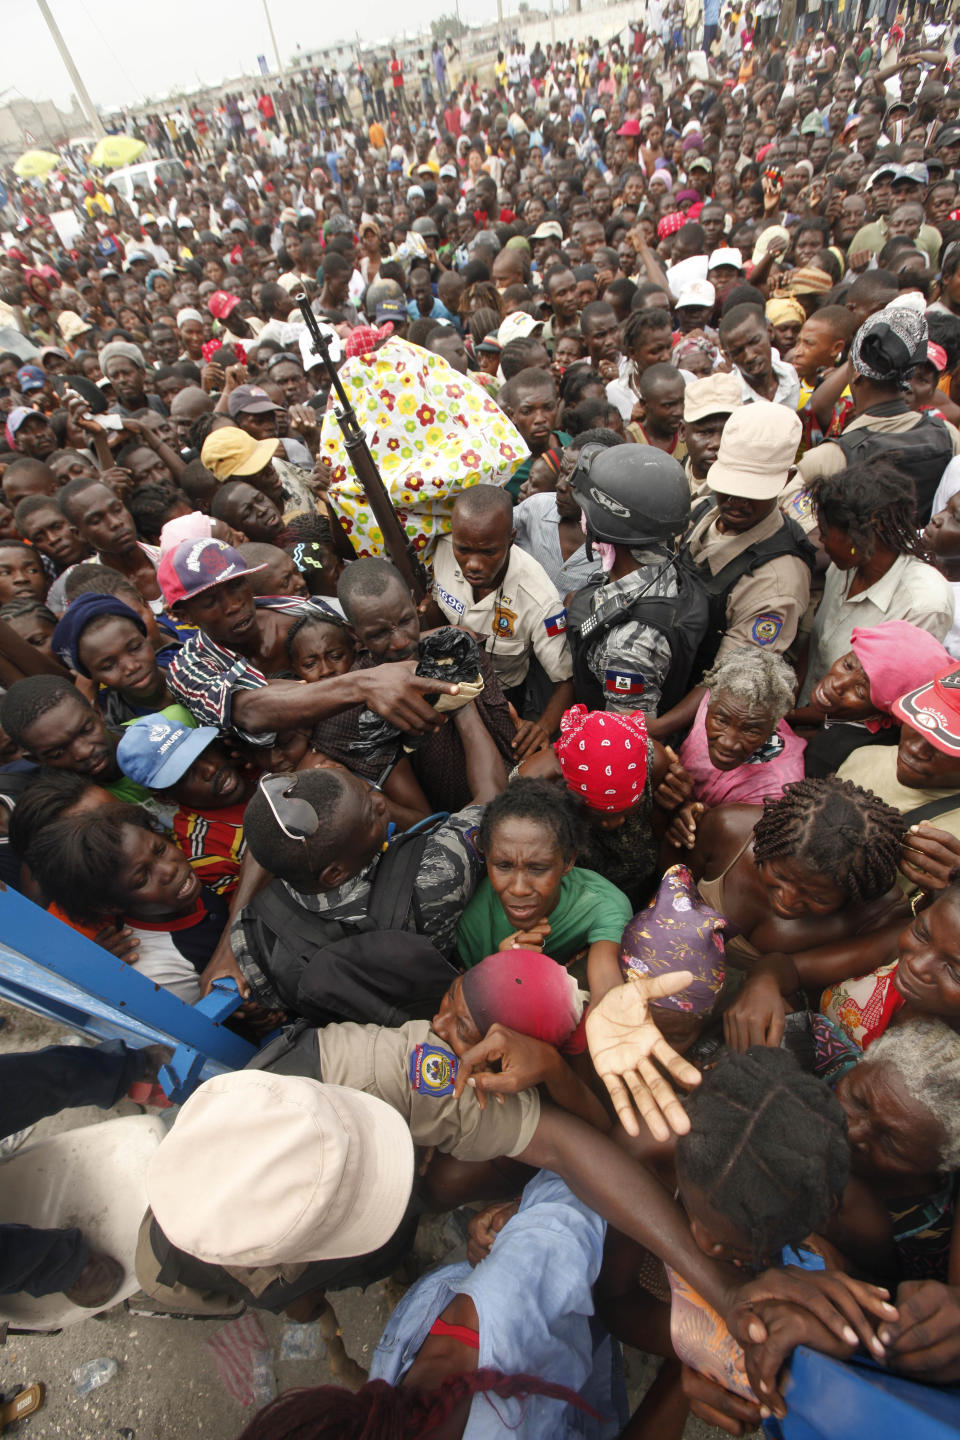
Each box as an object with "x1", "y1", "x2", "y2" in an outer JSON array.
[
  {"x1": 543, "y1": 609, "x2": 567, "y2": 636},
  {"x1": 409, "y1": 1043, "x2": 459, "y2": 1097},
  {"x1": 604, "y1": 669, "x2": 645, "y2": 695}
]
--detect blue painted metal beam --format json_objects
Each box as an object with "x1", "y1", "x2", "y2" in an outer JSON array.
[{"x1": 0, "y1": 885, "x2": 254, "y2": 1072}]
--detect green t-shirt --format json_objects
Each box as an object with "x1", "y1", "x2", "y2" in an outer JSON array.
[{"x1": 456, "y1": 866, "x2": 633, "y2": 968}]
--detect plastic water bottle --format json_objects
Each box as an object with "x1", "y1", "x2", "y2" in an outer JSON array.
[
  {"x1": 250, "y1": 1351, "x2": 276, "y2": 1406},
  {"x1": 73, "y1": 1358, "x2": 119, "y2": 1395}
]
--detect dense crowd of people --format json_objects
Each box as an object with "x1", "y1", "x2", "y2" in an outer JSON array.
[{"x1": 3, "y1": 4, "x2": 960, "y2": 1435}]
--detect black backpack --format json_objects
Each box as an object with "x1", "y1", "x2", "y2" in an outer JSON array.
[
  {"x1": 831, "y1": 412, "x2": 954, "y2": 525},
  {"x1": 566, "y1": 558, "x2": 711, "y2": 715},
  {"x1": 677, "y1": 504, "x2": 816, "y2": 682},
  {"x1": 243, "y1": 823, "x2": 459, "y2": 1024}
]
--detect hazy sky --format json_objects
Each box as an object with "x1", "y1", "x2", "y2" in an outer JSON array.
[{"x1": 9, "y1": 0, "x2": 505, "y2": 114}]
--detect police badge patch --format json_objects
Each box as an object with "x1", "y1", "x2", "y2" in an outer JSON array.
[
  {"x1": 409, "y1": 1043, "x2": 459, "y2": 1097},
  {"x1": 751, "y1": 613, "x2": 783, "y2": 646}
]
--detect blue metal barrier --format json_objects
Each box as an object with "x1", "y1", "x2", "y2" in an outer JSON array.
[
  {"x1": 0, "y1": 886, "x2": 255, "y2": 1091},
  {"x1": 782, "y1": 1346, "x2": 960, "y2": 1439}
]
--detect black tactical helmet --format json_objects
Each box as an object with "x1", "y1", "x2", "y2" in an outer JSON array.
[{"x1": 570, "y1": 443, "x2": 691, "y2": 547}]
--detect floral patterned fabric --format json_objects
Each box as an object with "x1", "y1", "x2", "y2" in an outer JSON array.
[
  {"x1": 619, "y1": 863, "x2": 726, "y2": 1013},
  {"x1": 319, "y1": 338, "x2": 527, "y2": 563},
  {"x1": 820, "y1": 959, "x2": 904, "y2": 1051}
]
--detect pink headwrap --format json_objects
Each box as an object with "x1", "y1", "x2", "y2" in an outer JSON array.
[
  {"x1": 850, "y1": 621, "x2": 951, "y2": 727},
  {"x1": 159, "y1": 512, "x2": 214, "y2": 553},
  {"x1": 554, "y1": 703, "x2": 649, "y2": 813},
  {"x1": 460, "y1": 949, "x2": 587, "y2": 1053}
]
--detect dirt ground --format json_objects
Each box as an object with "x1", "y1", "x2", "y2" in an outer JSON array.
[{"x1": 0, "y1": 999, "x2": 718, "y2": 1440}]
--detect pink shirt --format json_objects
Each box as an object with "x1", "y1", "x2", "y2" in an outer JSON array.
[{"x1": 679, "y1": 693, "x2": 806, "y2": 809}]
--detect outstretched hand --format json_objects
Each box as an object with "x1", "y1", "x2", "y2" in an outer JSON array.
[{"x1": 585, "y1": 973, "x2": 701, "y2": 1141}]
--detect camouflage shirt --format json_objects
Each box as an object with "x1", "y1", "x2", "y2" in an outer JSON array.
[
  {"x1": 586, "y1": 554, "x2": 677, "y2": 716},
  {"x1": 233, "y1": 805, "x2": 486, "y2": 1009}
]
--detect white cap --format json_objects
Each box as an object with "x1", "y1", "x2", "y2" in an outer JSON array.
[
  {"x1": 532, "y1": 220, "x2": 563, "y2": 240},
  {"x1": 667, "y1": 254, "x2": 709, "y2": 300},
  {"x1": 708, "y1": 247, "x2": 743, "y2": 271},
  {"x1": 497, "y1": 311, "x2": 543, "y2": 346},
  {"x1": 676, "y1": 279, "x2": 716, "y2": 309}
]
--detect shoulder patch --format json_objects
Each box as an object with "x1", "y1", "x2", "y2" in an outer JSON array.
[
  {"x1": 752, "y1": 612, "x2": 783, "y2": 646},
  {"x1": 604, "y1": 669, "x2": 645, "y2": 695},
  {"x1": 786, "y1": 491, "x2": 813, "y2": 520},
  {"x1": 544, "y1": 608, "x2": 567, "y2": 636},
  {"x1": 409, "y1": 1043, "x2": 459, "y2": 1097},
  {"x1": 435, "y1": 583, "x2": 465, "y2": 617}
]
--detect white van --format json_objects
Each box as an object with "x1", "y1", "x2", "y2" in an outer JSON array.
[{"x1": 108, "y1": 158, "x2": 187, "y2": 210}]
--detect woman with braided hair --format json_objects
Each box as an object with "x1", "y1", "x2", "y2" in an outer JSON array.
[
  {"x1": 796, "y1": 458, "x2": 953, "y2": 710},
  {"x1": 680, "y1": 777, "x2": 908, "y2": 1012}
]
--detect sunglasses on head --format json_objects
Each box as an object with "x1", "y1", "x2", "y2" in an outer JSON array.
[{"x1": 259, "y1": 772, "x2": 320, "y2": 843}]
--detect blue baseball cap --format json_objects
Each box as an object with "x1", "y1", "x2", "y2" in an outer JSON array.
[
  {"x1": 16, "y1": 364, "x2": 45, "y2": 393},
  {"x1": 117, "y1": 712, "x2": 219, "y2": 790}
]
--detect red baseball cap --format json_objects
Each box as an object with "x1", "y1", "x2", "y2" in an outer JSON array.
[
  {"x1": 893, "y1": 663, "x2": 960, "y2": 758},
  {"x1": 158, "y1": 538, "x2": 266, "y2": 608},
  {"x1": 208, "y1": 290, "x2": 241, "y2": 321}
]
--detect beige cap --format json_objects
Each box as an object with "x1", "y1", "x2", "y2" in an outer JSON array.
[
  {"x1": 57, "y1": 310, "x2": 92, "y2": 343},
  {"x1": 683, "y1": 370, "x2": 742, "y2": 424},
  {"x1": 147, "y1": 1071, "x2": 414, "y2": 1266},
  {"x1": 707, "y1": 401, "x2": 801, "y2": 500}
]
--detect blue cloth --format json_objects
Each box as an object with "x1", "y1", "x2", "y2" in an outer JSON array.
[
  {"x1": 406, "y1": 294, "x2": 458, "y2": 325},
  {"x1": 52, "y1": 594, "x2": 146, "y2": 678},
  {"x1": 371, "y1": 1170, "x2": 625, "y2": 1438}
]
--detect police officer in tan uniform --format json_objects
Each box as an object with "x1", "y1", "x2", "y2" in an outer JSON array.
[
  {"x1": 649, "y1": 403, "x2": 814, "y2": 738},
  {"x1": 432, "y1": 485, "x2": 574, "y2": 757}
]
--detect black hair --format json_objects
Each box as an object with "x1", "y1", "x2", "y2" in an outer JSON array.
[
  {"x1": 128, "y1": 483, "x2": 184, "y2": 544},
  {"x1": 579, "y1": 300, "x2": 617, "y2": 335},
  {"x1": 478, "y1": 778, "x2": 586, "y2": 861},
  {"x1": 565, "y1": 397, "x2": 619, "y2": 436},
  {"x1": 808, "y1": 458, "x2": 924, "y2": 559},
  {"x1": 846, "y1": 269, "x2": 900, "y2": 308},
  {"x1": 8, "y1": 768, "x2": 100, "y2": 860},
  {"x1": 452, "y1": 483, "x2": 514, "y2": 529},
  {"x1": 718, "y1": 302, "x2": 765, "y2": 338},
  {"x1": 243, "y1": 768, "x2": 348, "y2": 889},
  {"x1": 567, "y1": 427, "x2": 625, "y2": 451},
  {"x1": 720, "y1": 284, "x2": 766, "y2": 315},
  {"x1": 753, "y1": 775, "x2": 905, "y2": 905},
  {"x1": 64, "y1": 563, "x2": 140, "y2": 605},
  {"x1": 676, "y1": 1047, "x2": 850, "y2": 1266},
  {"x1": 622, "y1": 307, "x2": 672, "y2": 355},
  {"x1": 179, "y1": 459, "x2": 219, "y2": 510},
  {"x1": 285, "y1": 609, "x2": 352, "y2": 663},
  {"x1": 500, "y1": 337, "x2": 549, "y2": 381},
  {"x1": 604, "y1": 277, "x2": 637, "y2": 310},
  {"x1": 560, "y1": 367, "x2": 604, "y2": 406},
  {"x1": 25, "y1": 803, "x2": 156, "y2": 924},
  {"x1": 0, "y1": 675, "x2": 88, "y2": 748},
  {"x1": 337, "y1": 556, "x2": 407, "y2": 623},
  {"x1": 639, "y1": 361, "x2": 683, "y2": 399},
  {"x1": 927, "y1": 310, "x2": 960, "y2": 372},
  {"x1": 0, "y1": 598, "x2": 56, "y2": 628},
  {"x1": 57, "y1": 474, "x2": 105, "y2": 524},
  {"x1": 276, "y1": 513, "x2": 334, "y2": 548},
  {"x1": 0, "y1": 539, "x2": 37, "y2": 558}
]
